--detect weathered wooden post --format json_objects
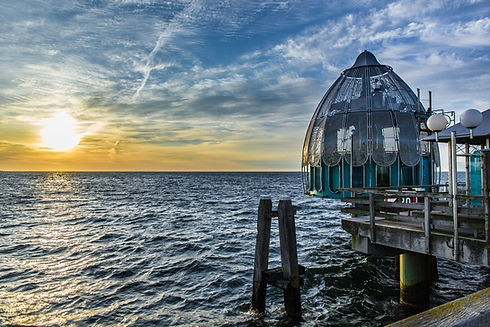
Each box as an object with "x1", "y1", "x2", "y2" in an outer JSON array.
[
  {"x1": 277, "y1": 196, "x2": 301, "y2": 320},
  {"x1": 251, "y1": 196, "x2": 303, "y2": 320},
  {"x1": 251, "y1": 196, "x2": 272, "y2": 314}
]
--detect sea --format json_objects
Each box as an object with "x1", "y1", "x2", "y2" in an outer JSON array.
[{"x1": 0, "y1": 172, "x2": 488, "y2": 326}]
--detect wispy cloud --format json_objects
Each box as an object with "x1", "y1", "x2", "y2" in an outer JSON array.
[{"x1": 0, "y1": 0, "x2": 489, "y2": 170}]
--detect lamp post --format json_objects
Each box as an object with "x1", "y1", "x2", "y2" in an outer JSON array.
[
  {"x1": 427, "y1": 114, "x2": 448, "y2": 142},
  {"x1": 460, "y1": 108, "x2": 483, "y2": 139},
  {"x1": 460, "y1": 109, "x2": 483, "y2": 208}
]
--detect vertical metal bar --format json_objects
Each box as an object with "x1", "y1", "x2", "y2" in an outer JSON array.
[
  {"x1": 369, "y1": 192, "x2": 376, "y2": 243},
  {"x1": 350, "y1": 129, "x2": 354, "y2": 197},
  {"x1": 451, "y1": 131, "x2": 459, "y2": 261},
  {"x1": 428, "y1": 91, "x2": 432, "y2": 116},
  {"x1": 448, "y1": 137, "x2": 453, "y2": 200},
  {"x1": 482, "y1": 150, "x2": 489, "y2": 245},
  {"x1": 396, "y1": 155, "x2": 402, "y2": 186},
  {"x1": 465, "y1": 142, "x2": 470, "y2": 208},
  {"x1": 486, "y1": 141, "x2": 490, "y2": 247},
  {"x1": 424, "y1": 196, "x2": 431, "y2": 254},
  {"x1": 417, "y1": 88, "x2": 421, "y2": 123}
]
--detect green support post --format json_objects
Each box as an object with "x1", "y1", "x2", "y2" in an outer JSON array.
[{"x1": 399, "y1": 252, "x2": 438, "y2": 307}]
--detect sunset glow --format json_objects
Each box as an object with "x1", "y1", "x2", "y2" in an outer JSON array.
[
  {"x1": 0, "y1": 1, "x2": 489, "y2": 171},
  {"x1": 40, "y1": 112, "x2": 81, "y2": 151}
]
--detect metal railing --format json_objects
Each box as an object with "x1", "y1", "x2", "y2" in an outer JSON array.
[{"x1": 340, "y1": 185, "x2": 488, "y2": 262}]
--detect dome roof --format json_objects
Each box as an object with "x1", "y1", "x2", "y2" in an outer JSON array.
[
  {"x1": 350, "y1": 50, "x2": 381, "y2": 68},
  {"x1": 302, "y1": 51, "x2": 425, "y2": 168}
]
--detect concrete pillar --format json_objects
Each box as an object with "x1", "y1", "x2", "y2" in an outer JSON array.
[{"x1": 399, "y1": 252, "x2": 438, "y2": 307}]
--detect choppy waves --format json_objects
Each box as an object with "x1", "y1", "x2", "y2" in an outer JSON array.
[{"x1": 0, "y1": 172, "x2": 488, "y2": 326}]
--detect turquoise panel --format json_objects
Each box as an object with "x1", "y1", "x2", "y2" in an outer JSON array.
[
  {"x1": 401, "y1": 165, "x2": 413, "y2": 185},
  {"x1": 314, "y1": 166, "x2": 323, "y2": 192},
  {"x1": 470, "y1": 151, "x2": 482, "y2": 196},
  {"x1": 421, "y1": 155, "x2": 432, "y2": 185},
  {"x1": 343, "y1": 161, "x2": 351, "y2": 189},
  {"x1": 391, "y1": 161, "x2": 399, "y2": 186},
  {"x1": 364, "y1": 159, "x2": 376, "y2": 188},
  {"x1": 328, "y1": 164, "x2": 341, "y2": 193}
]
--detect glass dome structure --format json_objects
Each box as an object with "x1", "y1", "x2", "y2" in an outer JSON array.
[{"x1": 302, "y1": 50, "x2": 436, "y2": 198}]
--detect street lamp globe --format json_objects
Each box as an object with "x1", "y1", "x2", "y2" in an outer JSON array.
[
  {"x1": 460, "y1": 109, "x2": 482, "y2": 129},
  {"x1": 427, "y1": 114, "x2": 448, "y2": 132}
]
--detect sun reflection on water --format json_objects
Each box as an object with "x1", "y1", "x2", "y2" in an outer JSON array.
[
  {"x1": 0, "y1": 173, "x2": 125, "y2": 326},
  {"x1": 0, "y1": 284, "x2": 123, "y2": 326}
]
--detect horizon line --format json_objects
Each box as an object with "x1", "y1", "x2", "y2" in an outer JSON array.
[{"x1": 0, "y1": 170, "x2": 302, "y2": 173}]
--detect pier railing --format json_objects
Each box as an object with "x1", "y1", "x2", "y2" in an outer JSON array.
[{"x1": 339, "y1": 186, "x2": 489, "y2": 266}]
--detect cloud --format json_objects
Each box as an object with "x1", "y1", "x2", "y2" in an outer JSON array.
[{"x1": 0, "y1": 0, "x2": 489, "y2": 170}]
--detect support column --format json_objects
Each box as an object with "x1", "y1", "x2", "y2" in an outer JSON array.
[{"x1": 399, "y1": 252, "x2": 438, "y2": 307}]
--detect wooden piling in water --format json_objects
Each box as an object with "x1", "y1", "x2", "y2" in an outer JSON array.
[
  {"x1": 251, "y1": 197, "x2": 272, "y2": 314},
  {"x1": 277, "y1": 197, "x2": 301, "y2": 320},
  {"x1": 251, "y1": 196, "x2": 303, "y2": 321}
]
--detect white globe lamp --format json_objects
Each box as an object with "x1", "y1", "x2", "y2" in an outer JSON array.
[
  {"x1": 460, "y1": 109, "x2": 482, "y2": 139},
  {"x1": 427, "y1": 114, "x2": 448, "y2": 141}
]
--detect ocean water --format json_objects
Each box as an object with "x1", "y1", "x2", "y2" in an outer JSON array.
[{"x1": 0, "y1": 172, "x2": 488, "y2": 326}]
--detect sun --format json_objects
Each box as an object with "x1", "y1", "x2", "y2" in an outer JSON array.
[{"x1": 40, "y1": 111, "x2": 81, "y2": 151}]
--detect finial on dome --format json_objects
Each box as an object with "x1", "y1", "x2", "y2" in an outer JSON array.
[{"x1": 350, "y1": 50, "x2": 381, "y2": 68}]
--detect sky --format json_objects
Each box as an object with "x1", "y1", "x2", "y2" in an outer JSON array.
[{"x1": 1, "y1": 0, "x2": 489, "y2": 171}]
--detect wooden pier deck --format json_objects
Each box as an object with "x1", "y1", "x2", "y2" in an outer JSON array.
[
  {"x1": 340, "y1": 187, "x2": 489, "y2": 266},
  {"x1": 387, "y1": 287, "x2": 490, "y2": 327}
]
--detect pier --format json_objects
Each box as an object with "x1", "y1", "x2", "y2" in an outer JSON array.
[
  {"x1": 293, "y1": 50, "x2": 488, "y2": 322},
  {"x1": 341, "y1": 185, "x2": 489, "y2": 266},
  {"x1": 340, "y1": 112, "x2": 490, "y2": 308}
]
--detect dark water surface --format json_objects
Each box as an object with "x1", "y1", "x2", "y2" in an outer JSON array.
[{"x1": 1, "y1": 172, "x2": 488, "y2": 326}]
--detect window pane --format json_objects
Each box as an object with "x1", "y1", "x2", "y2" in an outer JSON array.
[
  {"x1": 345, "y1": 112, "x2": 368, "y2": 166},
  {"x1": 396, "y1": 112, "x2": 420, "y2": 166},
  {"x1": 307, "y1": 117, "x2": 326, "y2": 166},
  {"x1": 377, "y1": 165, "x2": 390, "y2": 187},
  {"x1": 323, "y1": 114, "x2": 344, "y2": 166},
  {"x1": 372, "y1": 111, "x2": 397, "y2": 166}
]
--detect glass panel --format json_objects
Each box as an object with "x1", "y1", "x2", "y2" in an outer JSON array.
[
  {"x1": 348, "y1": 77, "x2": 366, "y2": 112},
  {"x1": 368, "y1": 72, "x2": 411, "y2": 112},
  {"x1": 388, "y1": 74, "x2": 418, "y2": 112},
  {"x1": 307, "y1": 165, "x2": 312, "y2": 191},
  {"x1": 329, "y1": 164, "x2": 341, "y2": 192},
  {"x1": 345, "y1": 112, "x2": 368, "y2": 166},
  {"x1": 420, "y1": 131, "x2": 430, "y2": 155},
  {"x1": 323, "y1": 76, "x2": 346, "y2": 116},
  {"x1": 326, "y1": 76, "x2": 365, "y2": 114},
  {"x1": 314, "y1": 166, "x2": 322, "y2": 191},
  {"x1": 401, "y1": 165, "x2": 413, "y2": 185},
  {"x1": 470, "y1": 150, "x2": 482, "y2": 196},
  {"x1": 323, "y1": 114, "x2": 344, "y2": 166},
  {"x1": 370, "y1": 73, "x2": 389, "y2": 111},
  {"x1": 372, "y1": 111, "x2": 397, "y2": 166},
  {"x1": 396, "y1": 112, "x2": 420, "y2": 166},
  {"x1": 352, "y1": 166, "x2": 364, "y2": 187},
  {"x1": 307, "y1": 117, "x2": 326, "y2": 166},
  {"x1": 376, "y1": 165, "x2": 390, "y2": 187},
  {"x1": 302, "y1": 119, "x2": 314, "y2": 166}
]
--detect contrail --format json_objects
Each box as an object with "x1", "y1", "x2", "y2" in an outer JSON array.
[
  {"x1": 133, "y1": 0, "x2": 201, "y2": 99},
  {"x1": 133, "y1": 31, "x2": 175, "y2": 99}
]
